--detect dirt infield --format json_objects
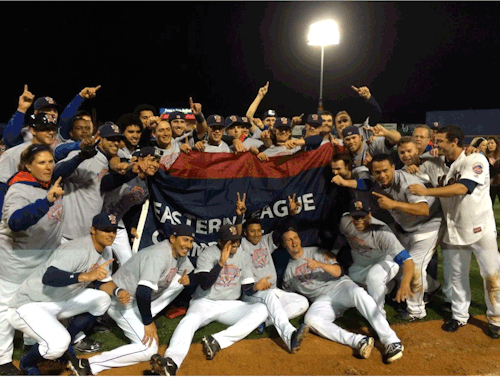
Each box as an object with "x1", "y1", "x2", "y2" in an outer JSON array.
[{"x1": 16, "y1": 315, "x2": 500, "y2": 376}]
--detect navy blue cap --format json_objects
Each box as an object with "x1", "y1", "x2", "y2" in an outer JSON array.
[
  {"x1": 262, "y1": 109, "x2": 277, "y2": 120},
  {"x1": 132, "y1": 146, "x2": 163, "y2": 159},
  {"x1": 98, "y1": 122, "x2": 125, "y2": 139},
  {"x1": 92, "y1": 212, "x2": 124, "y2": 230},
  {"x1": 207, "y1": 114, "x2": 225, "y2": 128},
  {"x1": 34, "y1": 96, "x2": 60, "y2": 111},
  {"x1": 241, "y1": 116, "x2": 251, "y2": 129},
  {"x1": 342, "y1": 126, "x2": 360, "y2": 138},
  {"x1": 306, "y1": 114, "x2": 322, "y2": 127},
  {"x1": 218, "y1": 224, "x2": 241, "y2": 241},
  {"x1": 225, "y1": 115, "x2": 243, "y2": 129},
  {"x1": 349, "y1": 199, "x2": 371, "y2": 216},
  {"x1": 274, "y1": 117, "x2": 292, "y2": 129},
  {"x1": 172, "y1": 224, "x2": 196, "y2": 238},
  {"x1": 168, "y1": 111, "x2": 185, "y2": 121},
  {"x1": 28, "y1": 113, "x2": 57, "y2": 129}
]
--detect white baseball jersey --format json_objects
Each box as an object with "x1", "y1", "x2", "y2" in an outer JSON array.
[
  {"x1": 419, "y1": 152, "x2": 495, "y2": 245},
  {"x1": 192, "y1": 245, "x2": 254, "y2": 301},
  {"x1": 240, "y1": 233, "x2": 278, "y2": 289}
]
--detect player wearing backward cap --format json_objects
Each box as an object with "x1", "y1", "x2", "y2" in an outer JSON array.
[
  {"x1": 337, "y1": 198, "x2": 415, "y2": 317},
  {"x1": 408, "y1": 124, "x2": 500, "y2": 337},
  {"x1": 235, "y1": 192, "x2": 310, "y2": 353},
  {"x1": 281, "y1": 220, "x2": 405, "y2": 364},
  {"x1": 152, "y1": 224, "x2": 268, "y2": 376},
  {"x1": 193, "y1": 115, "x2": 231, "y2": 153},
  {"x1": 7, "y1": 212, "x2": 127, "y2": 375},
  {"x1": 369, "y1": 153, "x2": 443, "y2": 321},
  {"x1": 88, "y1": 224, "x2": 196, "y2": 375}
]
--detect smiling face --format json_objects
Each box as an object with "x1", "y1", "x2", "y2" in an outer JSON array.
[
  {"x1": 140, "y1": 155, "x2": 160, "y2": 176},
  {"x1": 71, "y1": 119, "x2": 93, "y2": 141},
  {"x1": 412, "y1": 127, "x2": 431, "y2": 154},
  {"x1": 488, "y1": 138, "x2": 498, "y2": 152},
  {"x1": 274, "y1": 127, "x2": 291, "y2": 143},
  {"x1": 330, "y1": 159, "x2": 351, "y2": 179},
  {"x1": 434, "y1": 132, "x2": 456, "y2": 157},
  {"x1": 170, "y1": 119, "x2": 187, "y2": 138},
  {"x1": 170, "y1": 235, "x2": 194, "y2": 258},
  {"x1": 477, "y1": 140, "x2": 488, "y2": 154},
  {"x1": 282, "y1": 230, "x2": 303, "y2": 259},
  {"x1": 99, "y1": 136, "x2": 122, "y2": 156},
  {"x1": 351, "y1": 213, "x2": 371, "y2": 231},
  {"x1": 26, "y1": 150, "x2": 54, "y2": 182},
  {"x1": 31, "y1": 126, "x2": 57, "y2": 146},
  {"x1": 244, "y1": 223, "x2": 263, "y2": 245},
  {"x1": 122, "y1": 125, "x2": 142, "y2": 148},
  {"x1": 370, "y1": 159, "x2": 395, "y2": 188},
  {"x1": 321, "y1": 114, "x2": 333, "y2": 133},
  {"x1": 91, "y1": 227, "x2": 117, "y2": 250},
  {"x1": 154, "y1": 121, "x2": 172, "y2": 149},
  {"x1": 226, "y1": 125, "x2": 244, "y2": 139},
  {"x1": 397, "y1": 141, "x2": 420, "y2": 166},
  {"x1": 343, "y1": 134, "x2": 362, "y2": 154},
  {"x1": 208, "y1": 125, "x2": 224, "y2": 144}
]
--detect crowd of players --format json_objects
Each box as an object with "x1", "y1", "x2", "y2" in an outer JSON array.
[{"x1": 0, "y1": 82, "x2": 499, "y2": 376}]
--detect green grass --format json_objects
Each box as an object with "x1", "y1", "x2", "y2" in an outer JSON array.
[{"x1": 12, "y1": 201, "x2": 500, "y2": 359}]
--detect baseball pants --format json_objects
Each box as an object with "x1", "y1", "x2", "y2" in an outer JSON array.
[
  {"x1": 165, "y1": 298, "x2": 268, "y2": 368},
  {"x1": 88, "y1": 276, "x2": 185, "y2": 374},
  {"x1": 349, "y1": 260, "x2": 400, "y2": 316},
  {"x1": 442, "y1": 231, "x2": 500, "y2": 326},
  {"x1": 111, "y1": 220, "x2": 133, "y2": 266},
  {"x1": 7, "y1": 289, "x2": 111, "y2": 360},
  {"x1": 243, "y1": 288, "x2": 309, "y2": 351},
  {"x1": 304, "y1": 279, "x2": 400, "y2": 349}
]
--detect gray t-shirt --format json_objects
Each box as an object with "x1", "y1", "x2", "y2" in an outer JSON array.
[
  {"x1": 240, "y1": 232, "x2": 278, "y2": 288},
  {"x1": 376, "y1": 170, "x2": 442, "y2": 233},
  {"x1": 263, "y1": 144, "x2": 301, "y2": 157},
  {"x1": 10, "y1": 235, "x2": 112, "y2": 309},
  {"x1": 158, "y1": 140, "x2": 181, "y2": 171},
  {"x1": 242, "y1": 137, "x2": 264, "y2": 150},
  {"x1": 202, "y1": 141, "x2": 231, "y2": 153},
  {"x1": 0, "y1": 141, "x2": 31, "y2": 183},
  {"x1": 112, "y1": 240, "x2": 194, "y2": 301},
  {"x1": 192, "y1": 245, "x2": 255, "y2": 301},
  {"x1": 282, "y1": 246, "x2": 349, "y2": 301},
  {"x1": 352, "y1": 138, "x2": 391, "y2": 168},
  {"x1": 339, "y1": 215, "x2": 406, "y2": 267},
  {"x1": 0, "y1": 183, "x2": 64, "y2": 283},
  {"x1": 60, "y1": 150, "x2": 108, "y2": 240},
  {"x1": 102, "y1": 175, "x2": 149, "y2": 222}
]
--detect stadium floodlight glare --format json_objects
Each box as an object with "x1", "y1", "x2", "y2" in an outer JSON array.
[{"x1": 308, "y1": 20, "x2": 340, "y2": 111}]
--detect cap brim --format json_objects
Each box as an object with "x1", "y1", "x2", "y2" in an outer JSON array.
[
  {"x1": 349, "y1": 210, "x2": 370, "y2": 217},
  {"x1": 101, "y1": 134, "x2": 126, "y2": 139}
]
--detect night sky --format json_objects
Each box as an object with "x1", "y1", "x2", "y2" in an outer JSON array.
[{"x1": 1, "y1": 1, "x2": 499, "y2": 125}]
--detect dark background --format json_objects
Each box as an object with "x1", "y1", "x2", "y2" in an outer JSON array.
[{"x1": 1, "y1": 1, "x2": 499, "y2": 125}]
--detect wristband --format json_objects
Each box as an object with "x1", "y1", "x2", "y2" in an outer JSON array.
[
  {"x1": 235, "y1": 214, "x2": 243, "y2": 225},
  {"x1": 113, "y1": 287, "x2": 124, "y2": 297},
  {"x1": 195, "y1": 113, "x2": 205, "y2": 124}
]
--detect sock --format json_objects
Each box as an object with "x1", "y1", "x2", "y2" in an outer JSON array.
[
  {"x1": 20, "y1": 344, "x2": 44, "y2": 369},
  {"x1": 67, "y1": 313, "x2": 96, "y2": 342}
]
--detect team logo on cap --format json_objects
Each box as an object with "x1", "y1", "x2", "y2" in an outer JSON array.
[
  {"x1": 269, "y1": 110, "x2": 275, "y2": 116},
  {"x1": 280, "y1": 117, "x2": 288, "y2": 124},
  {"x1": 354, "y1": 201, "x2": 363, "y2": 211},
  {"x1": 229, "y1": 226, "x2": 237, "y2": 236},
  {"x1": 312, "y1": 114, "x2": 319, "y2": 120},
  {"x1": 214, "y1": 115, "x2": 222, "y2": 123},
  {"x1": 472, "y1": 163, "x2": 483, "y2": 175},
  {"x1": 111, "y1": 124, "x2": 120, "y2": 133},
  {"x1": 230, "y1": 115, "x2": 237, "y2": 121},
  {"x1": 242, "y1": 117, "x2": 248, "y2": 122},
  {"x1": 108, "y1": 214, "x2": 117, "y2": 225},
  {"x1": 45, "y1": 97, "x2": 55, "y2": 104}
]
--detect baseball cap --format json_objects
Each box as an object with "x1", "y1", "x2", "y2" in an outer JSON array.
[
  {"x1": 34, "y1": 96, "x2": 60, "y2": 111},
  {"x1": 28, "y1": 113, "x2": 58, "y2": 129},
  {"x1": 98, "y1": 122, "x2": 125, "y2": 139},
  {"x1": 274, "y1": 117, "x2": 292, "y2": 129},
  {"x1": 217, "y1": 224, "x2": 241, "y2": 241},
  {"x1": 348, "y1": 199, "x2": 371, "y2": 217},
  {"x1": 172, "y1": 224, "x2": 196, "y2": 238},
  {"x1": 241, "y1": 116, "x2": 252, "y2": 129},
  {"x1": 168, "y1": 111, "x2": 186, "y2": 121},
  {"x1": 306, "y1": 114, "x2": 322, "y2": 127},
  {"x1": 342, "y1": 126, "x2": 360, "y2": 139},
  {"x1": 92, "y1": 212, "x2": 124, "y2": 230},
  {"x1": 225, "y1": 115, "x2": 243, "y2": 129},
  {"x1": 132, "y1": 146, "x2": 163, "y2": 159},
  {"x1": 262, "y1": 109, "x2": 277, "y2": 120},
  {"x1": 207, "y1": 115, "x2": 225, "y2": 128}
]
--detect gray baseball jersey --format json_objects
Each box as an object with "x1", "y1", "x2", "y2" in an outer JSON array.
[
  {"x1": 0, "y1": 141, "x2": 31, "y2": 183},
  {"x1": 263, "y1": 145, "x2": 301, "y2": 157},
  {"x1": 112, "y1": 240, "x2": 194, "y2": 301},
  {"x1": 203, "y1": 141, "x2": 231, "y2": 153},
  {"x1": 242, "y1": 137, "x2": 264, "y2": 150},
  {"x1": 352, "y1": 138, "x2": 391, "y2": 168},
  {"x1": 0, "y1": 183, "x2": 63, "y2": 283},
  {"x1": 10, "y1": 234, "x2": 112, "y2": 309},
  {"x1": 158, "y1": 140, "x2": 181, "y2": 171},
  {"x1": 192, "y1": 245, "x2": 255, "y2": 301},
  {"x1": 60, "y1": 150, "x2": 108, "y2": 240},
  {"x1": 240, "y1": 232, "x2": 278, "y2": 289},
  {"x1": 102, "y1": 176, "x2": 149, "y2": 222},
  {"x1": 376, "y1": 170, "x2": 442, "y2": 233},
  {"x1": 282, "y1": 246, "x2": 349, "y2": 300},
  {"x1": 339, "y1": 215, "x2": 407, "y2": 267}
]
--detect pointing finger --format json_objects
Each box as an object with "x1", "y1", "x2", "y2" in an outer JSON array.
[
  {"x1": 24, "y1": 84, "x2": 28, "y2": 92},
  {"x1": 94, "y1": 85, "x2": 102, "y2": 92},
  {"x1": 102, "y1": 258, "x2": 114, "y2": 267},
  {"x1": 54, "y1": 176, "x2": 63, "y2": 187},
  {"x1": 182, "y1": 269, "x2": 187, "y2": 276},
  {"x1": 351, "y1": 85, "x2": 359, "y2": 92},
  {"x1": 189, "y1": 97, "x2": 194, "y2": 108},
  {"x1": 372, "y1": 191, "x2": 384, "y2": 198}
]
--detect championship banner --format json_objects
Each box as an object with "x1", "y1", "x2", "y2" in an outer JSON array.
[{"x1": 138, "y1": 143, "x2": 338, "y2": 260}]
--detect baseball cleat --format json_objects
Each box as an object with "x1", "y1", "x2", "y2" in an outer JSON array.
[
  {"x1": 396, "y1": 310, "x2": 423, "y2": 322},
  {"x1": 289, "y1": 324, "x2": 309, "y2": 354},
  {"x1": 72, "y1": 338, "x2": 102, "y2": 353},
  {"x1": 66, "y1": 357, "x2": 92, "y2": 376},
  {"x1": 442, "y1": 318, "x2": 466, "y2": 332},
  {"x1": 0, "y1": 362, "x2": 21, "y2": 375},
  {"x1": 19, "y1": 355, "x2": 42, "y2": 376},
  {"x1": 487, "y1": 324, "x2": 500, "y2": 339},
  {"x1": 201, "y1": 335, "x2": 221, "y2": 360},
  {"x1": 256, "y1": 322, "x2": 266, "y2": 335},
  {"x1": 384, "y1": 342, "x2": 404, "y2": 364},
  {"x1": 356, "y1": 336, "x2": 375, "y2": 359},
  {"x1": 150, "y1": 354, "x2": 178, "y2": 376}
]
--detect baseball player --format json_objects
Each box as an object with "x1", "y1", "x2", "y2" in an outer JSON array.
[
  {"x1": 337, "y1": 198, "x2": 415, "y2": 317},
  {"x1": 245, "y1": 81, "x2": 276, "y2": 139},
  {"x1": 88, "y1": 224, "x2": 196, "y2": 375},
  {"x1": 6, "y1": 212, "x2": 128, "y2": 375},
  {"x1": 280, "y1": 221, "x2": 405, "y2": 364},
  {"x1": 192, "y1": 115, "x2": 231, "y2": 153},
  {"x1": 408, "y1": 124, "x2": 500, "y2": 337},
  {"x1": 235, "y1": 193, "x2": 310, "y2": 353},
  {"x1": 116, "y1": 113, "x2": 143, "y2": 160},
  {"x1": 224, "y1": 115, "x2": 264, "y2": 152},
  {"x1": 369, "y1": 154, "x2": 443, "y2": 320},
  {"x1": 152, "y1": 119, "x2": 187, "y2": 171},
  {"x1": 150, "y1": 224, "x2": 269, "y2": 376}
]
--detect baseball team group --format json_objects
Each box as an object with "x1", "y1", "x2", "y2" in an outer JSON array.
[{"x1": 0, "y1": 81, "x2": 499, "y2": 376}]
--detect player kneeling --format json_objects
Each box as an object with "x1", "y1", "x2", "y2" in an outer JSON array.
[{"x1": 280, "y1": 220, "x2": 404, "y2": 364}]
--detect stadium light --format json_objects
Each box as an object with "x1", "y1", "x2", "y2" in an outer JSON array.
[{"x1": 308, "y1": 20, "x2": 340, "y2": 111}]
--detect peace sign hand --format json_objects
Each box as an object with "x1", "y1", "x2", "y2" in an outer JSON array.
[
  {"x1": 288, "y1": 193, "x2": 301, "y2": 216},
  {"x1": 236, "y1": 192, "x2": 247, "y2": 216}
]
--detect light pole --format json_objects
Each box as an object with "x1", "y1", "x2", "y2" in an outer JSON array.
[{"x1": 308, "y1": 20, "x2": 340, "y2": 112}]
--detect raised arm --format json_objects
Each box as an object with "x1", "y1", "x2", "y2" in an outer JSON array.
[
  {"x1": 2, "y1": 85, "x2": 34, "y2": 148},
  {"x1": 246, "y1": 81, "x2": 269, "y2": 122}
]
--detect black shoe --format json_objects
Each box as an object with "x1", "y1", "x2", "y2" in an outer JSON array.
[
  {"x1": 384, "y1": 342, "x2": 404, "y2": 363},
  {"x1": 150, "y1": 354, "x2": 178, "y2": 376},
  {"x1": 396, "y1": 310, "x2": 423, "y2": 322},
  {"x1": 442, "y1": 318, "x2": 466, "y2": 332},
  {"x1": 201, "y1": 335, "x2": 221, "y2": 360},
  {"x1": 289, "y1": 324, "x2": 309, "y2": 354},
  {"x1": 72, "y1": 338, "x2": 102, "y2": 353},
  {"x1": 0, "y1": 362, "x2": 21, "y2": 376},
  {"x1": 487, "y1": 324, "x2": 500, "y2": 339},
  {"x1": 440, "y1": 302, "x2": 452, "y2": 313},
  {"x1": 356, "y1": 336, "x2": 375, "y2": 359},
  {"x1": 66, "y1": 357, "x2": 92, "y2": 376}
]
